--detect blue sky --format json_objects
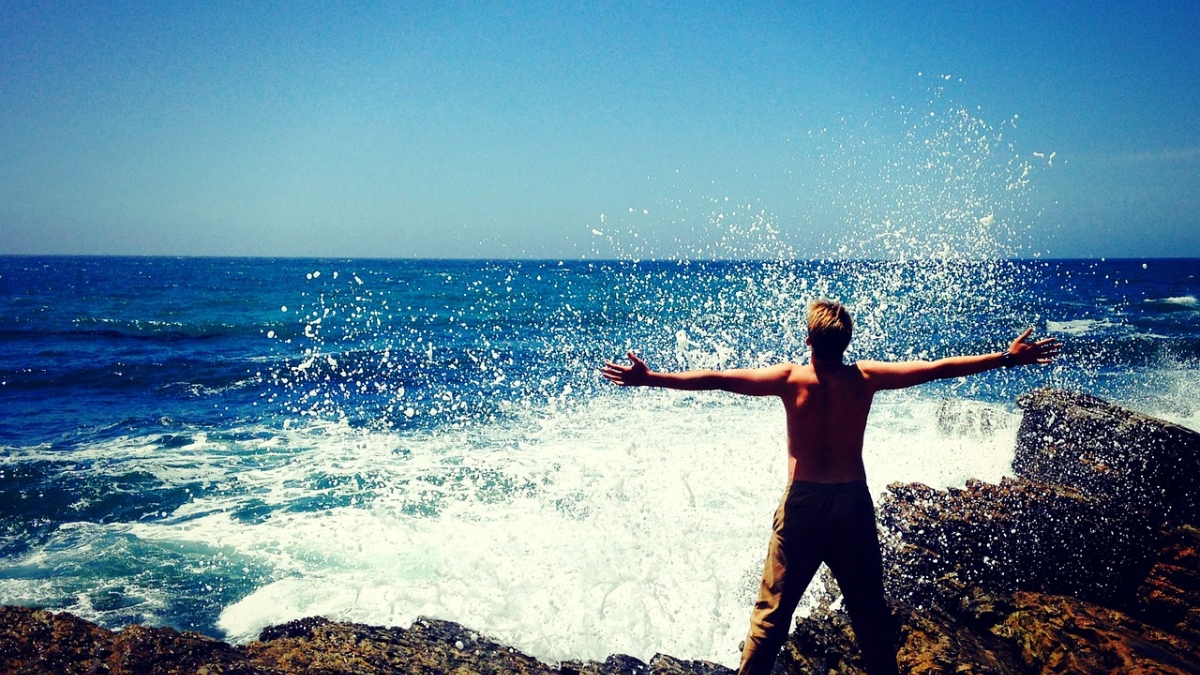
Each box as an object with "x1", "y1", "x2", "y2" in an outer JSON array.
[{"x1": 2, "y1": 1, "x2": 1198, "y2": 259}]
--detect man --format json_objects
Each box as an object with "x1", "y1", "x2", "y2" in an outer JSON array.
[{"x1": 601, "y1": 299, "x2": 1061, "y2": 675}]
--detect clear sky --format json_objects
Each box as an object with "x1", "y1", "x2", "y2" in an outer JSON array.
[{"x1": 2, "y1": 1, "x2": 1198, "y2": 259}]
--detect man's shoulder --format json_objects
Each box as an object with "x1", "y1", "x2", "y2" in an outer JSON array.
[
  {"x1": 853, "y1": 358, "x2": 936, "y2": 392},
  {"x1": 854, "y1": 359, "x2": 895, "y2": 374}
]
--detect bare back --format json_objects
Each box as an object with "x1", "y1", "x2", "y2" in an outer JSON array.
[{"x1": 781, "y1": 360, "x2": 876, "y2": 483}]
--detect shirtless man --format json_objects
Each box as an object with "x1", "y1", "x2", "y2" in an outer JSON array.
[{"x1": 601, "y1": 299, "x2": 1061, "y2": 675}]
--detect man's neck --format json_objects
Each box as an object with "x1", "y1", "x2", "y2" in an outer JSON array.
[{"x1": 810, "y1": 353, "x2": 845, "y2": 367}]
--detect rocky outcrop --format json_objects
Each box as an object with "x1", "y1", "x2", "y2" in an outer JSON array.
[
  {"x1": 791, "y1": 388, "x2": 1200, "y2": 673},
  {"x1": 879, "y1": 477, "x2": 1158, "y2": 610},
  {"x1": 1, "y1": 389, "x2": 1198, "y2": 674},
  {"x1": 785, "y1": 587, "x2": 1200, "y2": 675},
  {"x1": 1013, "y1": 388, "x2": 1200, "y2": 527},
  {"x1": 0, "y1": 606, "x2": 734, "y2": 675},
  {"x1": 0, "y1": 604, "x2": 259, "y2": 675},
  {"x1": 244, "y1": 615, "x2": 559, "y2": 674},
  {"x1": 994, "y1": 591, "x2": 1199, "y2": 674},
  {"x1": 1136, "y1": 525, "x2": 1200, "y2": 642}
]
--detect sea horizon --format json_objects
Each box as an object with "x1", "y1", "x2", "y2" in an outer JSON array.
[{"x1": 4, "y1": 253, "x2": 1199, "y2": 263}]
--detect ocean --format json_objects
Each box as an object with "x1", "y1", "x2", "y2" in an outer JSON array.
[{"x1": 1, "y1": 255, "x2": 1197, "y2": 666}]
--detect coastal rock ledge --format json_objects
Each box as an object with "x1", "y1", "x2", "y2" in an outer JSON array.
[{"x1": 3, "y1": 389, "x2": 1199, "y2": 674}]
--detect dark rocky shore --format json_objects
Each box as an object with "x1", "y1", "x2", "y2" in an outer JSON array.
[{"x1": 3, "y1": 388, "x2": 1199, "y2": 674}]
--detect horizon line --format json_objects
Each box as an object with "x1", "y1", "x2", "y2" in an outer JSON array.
[{"x1": 0, "y1": 253, "x2": 1196, "y2": 263}]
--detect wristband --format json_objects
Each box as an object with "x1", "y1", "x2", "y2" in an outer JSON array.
[{"x1": 1000, "y1": 352, "x2": 1015, "y2": 368}]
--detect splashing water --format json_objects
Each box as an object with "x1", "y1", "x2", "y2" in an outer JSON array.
[{"x1": 587, "y1": 80, "x2": 1053, "y2": 364}]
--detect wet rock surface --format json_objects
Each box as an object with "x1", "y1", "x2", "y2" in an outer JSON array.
[
  {"x1": 1136, "y1": 525, "x2": 1200, "y2": 643},
  {"x1": 795, "y1": 388, "x2": 1200, "y2": 673},
  {"x1": 879, "y1": 476, "x2": 1158, "y2": 610},
  {"x1": 0, "y1": 606, "x2": 733, "y2": 675},
  {"x1": 2, "y1": 389, "x2": 1198, "y2": 674},
  {"x1": 244, "y1": 615, "x2": 561, "y2": 674},
  {"x1": 1013, "y1": 388, "x2": 1200, "y2": 527},
  {"x1": 0, "y1": 605, "x2": 259, "y2": 675}
]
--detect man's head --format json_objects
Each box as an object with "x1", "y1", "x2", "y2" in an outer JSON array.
[{"x1": 807, "y1": 299, "x2": 853, "y2": 362}]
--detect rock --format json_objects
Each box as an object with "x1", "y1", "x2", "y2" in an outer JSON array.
[
  {"x1": 0, "y1": 606, "x2": 108, "y2": 675},
  {"x1": 892, "y1": 602, "x2": 1025, "y2": 675},
  {"x1": 994, "y1": 591, "x2": 1200, "y2": 674},
  {"x1": 0, "y1": 605, "x2": 263, "y2": 675},
  {"x1": 243, "y1": 615, "x2": 558, "y2": 674},
  {"x1": 780, "y1": 597, "x2": 1028, "y2": 674},
  {"x1": 779, "y1": 589, "x2": 1200, "y2": 675},
  {"x1": 255, "y1": 615, "x2": 332, "y2": 642},
  {"x1": 1014, "y1": 388, "x2": 1200, "y2": 527},
  {"x1": 645, "y1": 654, "x2": 733, "y2": 675},
  {"x1": 111, "y1": 623, "x2": 267, "y2": 675},
  {"x1": 561, "y1": 653, "x2": 731, "y2": 675},
  {"x1": 806, "y1": 391, "x2": 1200, "y2": 673},
  {"x1": 1136, "y1": 525, "x2": 1200, "y2": 641},
  {"x1": 780, "y1": 605, "x2": 863, "y2": 674},
  {"x1": 878, "y1": 477, "x2": 1158, "y2": 611},
  {"x1": 0, "y1": 605, "x2": 739, "y2": 675},
  {"x1": 560, "y1": 653, "x2": 651, "y2": 675}
]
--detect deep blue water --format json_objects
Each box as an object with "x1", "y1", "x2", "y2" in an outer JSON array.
[
  {"x1": 0, "y1": 255, "x2": 1197, "y2": 662},
  {"x1": 3, "y1": 257, "x2": 1196, "y2": 442}
]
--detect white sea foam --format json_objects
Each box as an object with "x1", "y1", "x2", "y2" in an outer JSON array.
[
  {"x1": 1125, "y1": 363, "x2": 1200, "y2": 433},
  {"x1": 1047, "y1": 318, "x2": 1110, "y2": 336},
  {"x1": 78, "y1": 389, "x2": 1022, "y2": 667},
  {"x1": 1155, "y1": 295, "x2": 1198, "y2": 308},
  {"x1": 0, "y1": 522, "x2": 173, "y2": 629}
]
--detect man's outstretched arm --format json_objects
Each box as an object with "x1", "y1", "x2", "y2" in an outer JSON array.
[
  {"x1": 862, "y1": 328, "x2": 1062, "y2": 391},
  {"x1": 601, "y1": 352, "x2": 791, "y2": 397}
]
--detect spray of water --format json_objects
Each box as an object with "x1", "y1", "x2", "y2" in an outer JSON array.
[{"x1": 587, "y1": 78, "x2": 1055, "y2": 366}]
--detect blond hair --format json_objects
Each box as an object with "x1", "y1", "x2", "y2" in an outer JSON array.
[{"x1": 807, "y1": 299, "x2": 853, "y2": 361}]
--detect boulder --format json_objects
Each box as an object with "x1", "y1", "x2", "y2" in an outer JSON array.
[
  {"x1": 994, "y1": 591, "x2": 1200, "y2": 674},
  {"x1": 243, "y1": 615, "x2": 559, "y2": 674},
  {"x1": 560, "y1": 653, "x2": 653, "y2": 675},
  {"x1": 561, "y1": 654, "x2": 731, "y2": 675},
  {"x1": 779, "y1": 589, "x2": 1200, "y2": 675},
  {"x1": 1136, "y1": 525, "x2": 1200, "y2": 641},
  {"x1": 783, "y1": 598, "x2": 1027, "y2": 675},
  {"x1": 0, "y1": 605, "x2": 261, "y2": 675},
  {"x1": 0, "y1": 605, "x2": 736, "y2": 675},
  {"x1": 1014, "y1": 389, "x2": 1200, "y2": 527},
  {"x1": 878, "y1": 477, "x2": 1158, "y2": 611}
]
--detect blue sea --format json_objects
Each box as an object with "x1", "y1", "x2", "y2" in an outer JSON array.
[{"x1": 0, "y1": 255, "x2": 1197, "y2": 665}]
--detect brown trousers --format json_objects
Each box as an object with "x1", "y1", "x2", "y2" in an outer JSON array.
[{"x1": 737, "y1": 480, "x2": 899, "y2": 675}]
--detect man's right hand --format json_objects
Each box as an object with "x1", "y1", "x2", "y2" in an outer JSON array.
[{"x1": 1007, "y1": 328, "x2": 1062, "y2": 366}]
